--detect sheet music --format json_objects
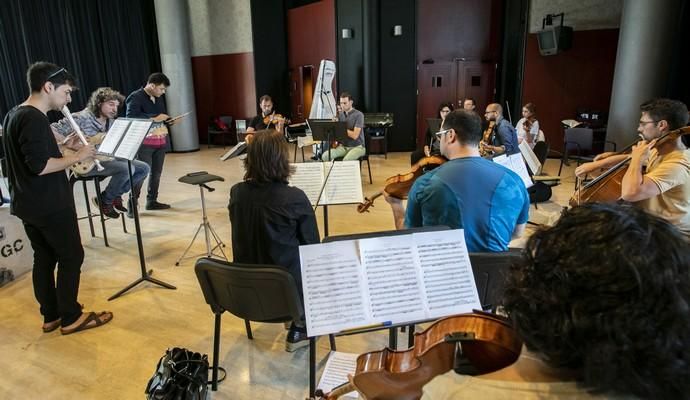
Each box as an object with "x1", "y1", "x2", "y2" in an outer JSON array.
[
  {"x1": 290, "y1": 163, "x2": 326, "y2": 204},
  {"x1": 289, "y1": 161, "x2": 363, "y2": 205},
  {"x1": 98, "y1": 119, "x2": 130, "y2": 155},
  {"x1": 114, "y1": 120, "x2": 153, "y2": 160},
  {"x1": 219, "y1": 142, "x2": 247, "y2": 161},
  {"x1": 300, "y1": 229, "x2": 481, "y2": 336},
  {"x1": 413, "y1": 230, "x2": 481, "y2": 318},
  {"x1": 324, "y1": 161, "x2": 364, "y2": 205},
  {"x1": 493, "y1": 153, "x2": 534, "y2": 189},
  {"x1": 519, "y1": 140, "x2": 541, "y2": 175},
  {"x1": 300, "y1": 241, "x2": 369, "y2": 337},
  {"x1": 317, "y1": 352, "x2": 359, "y2": 399},
  {"x1": 359, "y1": 235, "x2": 426, "y2": 322}
]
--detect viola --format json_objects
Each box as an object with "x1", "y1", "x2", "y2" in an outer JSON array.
[
  {"x1": 479, "y1": 120, "x2": 496, "y2": 157},
  {"x1": 317, "y1": 311, "x2": 522, "y2": 400},
  {"x1": 357, "y1": 155, "x2": 446, "y2": 213},
  {"x1": 570, "y1": 126, "x2": 690, "y2": 207}
]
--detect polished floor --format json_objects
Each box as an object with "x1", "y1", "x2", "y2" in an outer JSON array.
[{"x1": 0, "y1": 146, "x2": 577, "y2": 399}]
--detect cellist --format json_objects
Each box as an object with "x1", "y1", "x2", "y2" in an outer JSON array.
[
  {"x1": 575, "y1": 99, "x2": 690, "y2": 237},
  {"x1": 384, "y1": 110, "x2": 529, "y2": 252}
]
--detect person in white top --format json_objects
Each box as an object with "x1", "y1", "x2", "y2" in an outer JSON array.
[
  {"x1": 515, "y1": 102, "x2": 540, "y2": 148},
  {"x1": 422, "y1": 203, "x2": 690, "y2": 400}
]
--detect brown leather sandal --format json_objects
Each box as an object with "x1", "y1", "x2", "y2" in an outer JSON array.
[
  {"x1": 42, "y1": 319, "x2": 62, "y2": 333},
  {"x1": 60, "y1": 311, "x2": 113, "y2": 335}
]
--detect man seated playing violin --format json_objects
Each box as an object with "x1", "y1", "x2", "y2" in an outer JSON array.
[
  {"x1": 321, "y1": 92, "x2": 366, "y2": 161},
  {"x1": 575, "y1": 98, "x2": 690, "y2": 237},
  {"x1": 245, "y1": 94, "x2": 286, "y2": 144},
  {"x1": 385, "y1": 109, "x2": 529, "y2": 252},
  {"x1": 52, "y1": 87, "x2": 150, "y2": 219},
  {"x1": 422, "y1": 203, "x2": 690, "y2": 399}
]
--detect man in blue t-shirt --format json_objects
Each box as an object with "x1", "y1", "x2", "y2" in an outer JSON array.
[{"x1": 385, "y1": 109, "x2": 529, "y2": 252}]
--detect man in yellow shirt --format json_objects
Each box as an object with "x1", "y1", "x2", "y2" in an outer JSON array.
[{"x1": 576, "y1": 98, "x2": 690, "y2": 236}]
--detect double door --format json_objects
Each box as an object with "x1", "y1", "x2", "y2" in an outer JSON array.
[{"x1": 416, "y1": 60, "x2": 495, "y2": 147}]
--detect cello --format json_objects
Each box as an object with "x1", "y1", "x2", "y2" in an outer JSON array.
[
  {"x1": 570, "y1": 126, "x2": 690, "y2": 207},
  {"x1": 315, "y1": 311, "x2": 522, "y2": 400},
  {"x1": 357, "y1": 156, "x2": 446, "y2": 213}
]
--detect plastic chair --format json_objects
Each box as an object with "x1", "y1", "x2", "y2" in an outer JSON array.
[
  {"x1": 207, "y1": 116, "x2": 233, "y2": 148},
  {"x1": 194, "y1": 257, "x2": 336, "y2": 391}
]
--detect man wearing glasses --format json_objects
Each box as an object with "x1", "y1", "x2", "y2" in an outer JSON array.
[
  {"x1": 1, "y1": 62, "x2": 113, "y2": 335},
  {"x1": 575, "y1": 98, "x2": 690, "y2": 236},
  {"x1": 481, "y1": 103, "x2": 519, "y2": 156},
  {"x1": 385, "y1": 109, "x2": 529, "y2": 252}
]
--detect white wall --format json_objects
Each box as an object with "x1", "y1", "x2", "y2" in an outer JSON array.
[{"x1": 186, "y1": 0, "x2": 254, "y2": 56}]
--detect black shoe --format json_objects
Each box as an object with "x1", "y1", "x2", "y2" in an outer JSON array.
[
  {"x1": 285, "y1": 326, "x2": 309, "y2": 352},
  {"x1": 145, "y1": 201, "x2": 171, "y2": 210},
  {"x1": 92, "y1": 197, "x2": 119, "y2": 219},
  {"x1": 112, "y1": 197, "x2": 127, "y2": 214}
]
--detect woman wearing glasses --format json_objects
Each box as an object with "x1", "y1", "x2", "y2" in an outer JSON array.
[{"x1": 410, "y1": 102, "x2": 454, "y2": 165}]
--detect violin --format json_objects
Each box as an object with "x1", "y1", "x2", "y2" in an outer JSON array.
[
  {"x1": 263, "y1": 112, "x2": 289, "y2": 127},
  {"x1": 317, "y1": 311, "x2": 522, "y2": 400},
  {"x1": 570, "y1": 126, "x2": 690, "y2": 207},
  {"x1": 357, "y1": 155, "x2": 446, "y2": 213}
]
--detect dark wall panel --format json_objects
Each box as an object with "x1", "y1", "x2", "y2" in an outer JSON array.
[
  {"x1": 336, "y1": 0, "x2": 364, "y2": 107},
  {"x1": 522, "y1": 29, "x2": 619, "y2": 152},
  {"x1": 379, "y1": 0, "x2": 416, "y2": 151},
  {"x1": 250, "y1": 0, "x2": 290, "y2": 117},
  {"x1": 191, "y1": 53, "x2": 256, "y2": 144}
]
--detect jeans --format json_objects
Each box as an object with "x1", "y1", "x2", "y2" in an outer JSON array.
[
  {"x1": 136, "y1": 145, "x2": 166, "y2": 204},
  {"x1": 82, "y1": 159, "x2": 150, "y2": 204},
  {"x1": 22, "y1": 208, "x2": 84, "y2": 326},
  {"x1": 320, "y1": 145, "x2": 366, "y2": 161}
]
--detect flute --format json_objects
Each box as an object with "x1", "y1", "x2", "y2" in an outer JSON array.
[{"x1": 60, "y1": 105, "x2": 104, "y2": 171}]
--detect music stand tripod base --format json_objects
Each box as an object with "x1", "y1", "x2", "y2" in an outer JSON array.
[
  {"x1": 109, "y1": 159, "x2": 176, "y2": 301},
  {"x1": 175, "y1": 172, "x2": 228, "y2": 266}
]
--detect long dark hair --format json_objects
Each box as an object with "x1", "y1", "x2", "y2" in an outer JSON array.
[{"x1": 243, "y1": 130, "x2": 294, "y2": 183}]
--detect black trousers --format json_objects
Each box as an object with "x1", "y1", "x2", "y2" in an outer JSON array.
[
  {"x1": 137, "y1": 145, "x2": 166, "y2": 204},
  {"x1": 22, "y1": 207, "x2": 84, "y2": 326}
]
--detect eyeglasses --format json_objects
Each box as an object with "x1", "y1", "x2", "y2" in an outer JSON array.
[
  {"x1": 434, "y1": 129, "x2": 451, "y2": 139},
  {"x1": 46, "y1": 68, "x2": 67, "y2": 80},
  {"x1": 638, "y1": 120, "x2": 658, "y2": 126}
]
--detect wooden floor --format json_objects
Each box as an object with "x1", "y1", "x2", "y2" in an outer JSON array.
[{"x1": 0, "y1": 146, "x2": 577, "y2": 399}]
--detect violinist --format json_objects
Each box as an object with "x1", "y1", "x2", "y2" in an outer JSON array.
[
  {"x1": 410, "y1": 102, "x2": 453, "y2": 165},
  {"x1": 384, "y1": 110, "x2": 529, "y2": 252},
  {"x1": 321, "y1": 92, "x2": 365, "y2": 161},
  {"x1": 481, "y1": 103, "x2": 519, "y2": 156},
  {"x1": 575, "y1": 98, "x2": 690, "y2": 236},
  {"x1": 422, "y1": 203, "x2": 690, "y2": 399},
  {"x1": 515, "y1": 102, "x2": 540, "y2": 148},
  {"x1": 246, "y1": 95, "x2": 286, "y2": 136}
]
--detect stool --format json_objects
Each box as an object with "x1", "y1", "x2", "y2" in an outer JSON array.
[
  {"x1": 175, "y1": 172, "x2": 228, "y2": 265},
  {"x1": 70, "y1": 174, "x2": 127, "y2": 247}
]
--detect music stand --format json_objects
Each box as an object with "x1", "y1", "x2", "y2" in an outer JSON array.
[
  {"x1": 95, "y1": 118, "x2": 176, "y2": 301},
  {"x1": 306, "y1": 119, "x2": 347, "y2": 161}
]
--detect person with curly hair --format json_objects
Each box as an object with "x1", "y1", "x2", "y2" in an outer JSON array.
[
  {"x1": 52, "y1": 87, "x2": 150, "y2": 219},
  {"x1": 423, "y1": 202, "x2": 690, "y2": 399}
]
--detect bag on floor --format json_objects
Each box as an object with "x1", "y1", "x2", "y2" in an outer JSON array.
[{"x1": 145, "y1": 347, "x2": 209, "y2": 400}]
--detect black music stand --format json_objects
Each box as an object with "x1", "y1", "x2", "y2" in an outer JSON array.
[
  {"x1": 97, "y1": 118, "x2": 176, "y2": 301},
  {"x1": 305, "y1": 120, "x2": 348, "y2": 236}
]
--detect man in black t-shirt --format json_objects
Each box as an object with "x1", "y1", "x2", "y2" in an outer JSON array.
[
  {"x1": 2, "y1": 62, "x2": 113, "y2": 335},
  {"x1": 244, "y1": 94, "x2": 285, "y2": 143}
]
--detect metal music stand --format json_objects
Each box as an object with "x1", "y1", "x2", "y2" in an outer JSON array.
[{"x1": 175, "y1": 172, "x2": 227, "y2": 265}]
